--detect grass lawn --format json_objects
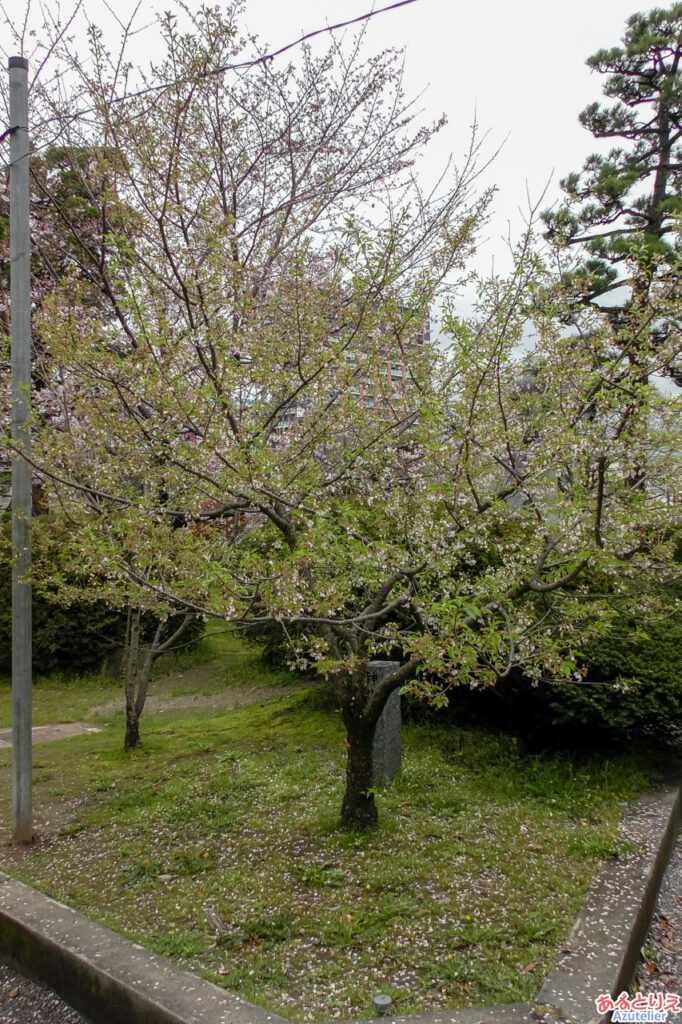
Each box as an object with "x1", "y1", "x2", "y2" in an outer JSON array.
[
  {"x1": 0, "y1": 632, "x2": 297, "y2": 726},
  {"x1": 0, "y1": 638, "x2": 650, "y2": 1021}
]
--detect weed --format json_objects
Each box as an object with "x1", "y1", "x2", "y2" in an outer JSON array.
[
  {"x1": 118, "y1": 858, "x2": 165, "y2": 885},
  {"x1": 152, "y1": 929, "x2": 208, "y2": 959},
  {"x1": 167, "y1": 847, "x2": 218, "y2": 876},
  {"x1": 566, "y1": 831, "x2": 636, "y2": 859},
  {"x1": 292, "y1": 863, "x2": 346, "y2": 888},
  {"x1": 242, "y1": 911, "x2": 293, "y2": 946}
]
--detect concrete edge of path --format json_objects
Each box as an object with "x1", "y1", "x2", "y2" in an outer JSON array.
[
  {"x1": 0, "y1": 783, "x2": 679, "y2": 1024},
  {"x1": 534, "y1": 783, "x2": 682, "y2": 1024}
]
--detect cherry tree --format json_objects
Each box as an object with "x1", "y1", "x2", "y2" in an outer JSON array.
[
  {"x1": 31, "y1": 234, "x2": 682, "y2": 827},
  {"x1": 5, "y1": 3, "x2": 681, "y2": 827},
  {"x1": 7, "y1": 3, "x2": 485, "y2": 789}
]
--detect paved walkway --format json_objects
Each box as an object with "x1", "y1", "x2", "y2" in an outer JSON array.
[{"x1": 636, "y1": 833, "x2": 682, "y2": 996}]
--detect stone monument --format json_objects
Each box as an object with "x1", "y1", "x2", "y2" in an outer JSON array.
[{"x1": 367, "y1": 660, "x2": 402, "y2": 785}]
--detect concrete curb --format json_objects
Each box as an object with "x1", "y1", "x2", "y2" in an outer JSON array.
[
  {"x1": 0, "y1": 785, "x2": 680, "y2": 1024},
  {"x1": 0, "y1": 873, "x2": 289, "y2": 1024},
  {"x1": 534, "y1": 785, "x2": 682, "y2": 1024}
]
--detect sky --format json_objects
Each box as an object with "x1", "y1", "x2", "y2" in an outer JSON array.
[
  {"x1": 8, "y1": 0, "x2": 663, "y2": 272},
  {"x1": 234, "y1": 0, "x2": 657, "y2": 273}
]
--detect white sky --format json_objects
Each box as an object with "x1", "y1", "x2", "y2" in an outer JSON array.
[
  {"x1": 241, "y1": 0, "x2": 657, "y2": 273},
  {"x1": 13, "y1": 0, "x2": 661, "y2": 271}
]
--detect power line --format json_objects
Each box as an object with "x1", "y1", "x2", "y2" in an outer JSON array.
[
  {"x1": 111, "y1": 0, "x2": 420, "y2": 102},
  {"x1": 19, "y1": 0, "x2": 421, "y2": 139},
  {"x1": 1, "y1": 0, "x2": 421, "y2": 162}
]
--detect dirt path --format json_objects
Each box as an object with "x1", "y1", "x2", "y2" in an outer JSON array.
[
  {"x1": 85, "y1": 656, "x2": 304, "y2": 719},
  {"x1": 86, "y1": 683, "x2": 300, "y2": 720},
  {"x1": 0, "y1": 723, "x2": 102, "y2": 747},
  {"x1": 0, "y1": 682, "x2": 300, "y2": 747}
]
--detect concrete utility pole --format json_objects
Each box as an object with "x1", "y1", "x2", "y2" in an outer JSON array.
[{"x1": 9, "y1": 55, "x2": 32, "y2": 844}]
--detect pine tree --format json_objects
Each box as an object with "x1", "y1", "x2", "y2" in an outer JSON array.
[{"x1": 544, "y1": 4, "x2": 682, "y2": 324}]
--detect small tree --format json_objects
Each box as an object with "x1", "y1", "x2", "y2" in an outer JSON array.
[
  {"x1": 121, "y1": 604, "x2": 197, "y2": 751},
  {"x1": 23, "y1": 515, "x2": 202, "y2": 749}
]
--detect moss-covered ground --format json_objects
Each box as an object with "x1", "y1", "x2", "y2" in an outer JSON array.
[{"x1": 0, "y1": 636, "x2": 650, "y2": 1021}]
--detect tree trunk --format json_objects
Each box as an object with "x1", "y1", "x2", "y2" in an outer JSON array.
[
  {"x1": 122, "y1": 609, "x2": 194, "y2": 752},
  {"x1": 338, "y1": 659, "x2": 416, "y2": 829},
  {"x1": 123, "y1": 704, "x2": 141, "y2": 751},
  {"x1": 340, "y1": 699, "x2": 378, "y2": 829}
]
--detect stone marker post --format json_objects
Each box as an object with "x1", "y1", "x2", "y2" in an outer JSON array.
[{"x1": 367, "y1": 660, "x2": 402, "y2": 785}]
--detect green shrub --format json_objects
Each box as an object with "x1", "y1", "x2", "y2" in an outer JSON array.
[
  {"x1": 0, "y1": 547, "x2": 127, "y2": 678},
  {"x1": 544, "y1": 609, "x2": 682, "y2": 745},
  {"x1": 433, "y1": 605, "x2": 682, "y2": 752},
  {"x1": 0, "y1": 517, "x2": 203, "y2": 679}
]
